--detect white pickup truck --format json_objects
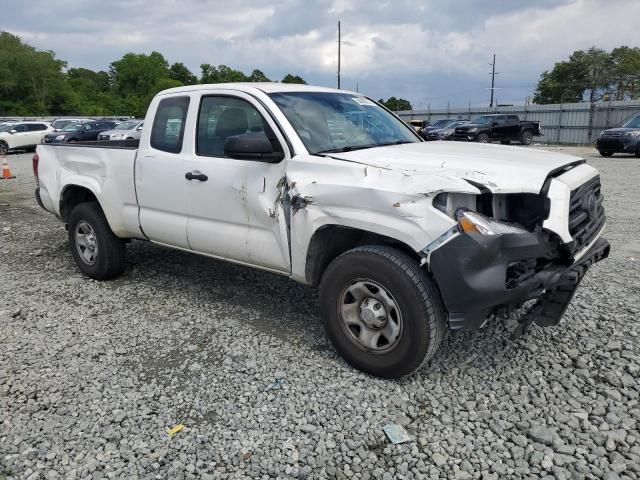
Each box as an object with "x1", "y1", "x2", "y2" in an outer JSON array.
[{"x1": 34, "y1": 83, "x2": 609, "y2": 378}]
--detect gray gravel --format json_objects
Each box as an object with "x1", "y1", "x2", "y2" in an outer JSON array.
[{"x1": 1, "y1": 146, "x2": 639, "y2": 479}]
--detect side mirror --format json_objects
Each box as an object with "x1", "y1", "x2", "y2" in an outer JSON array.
[
  {"x1": 9, "y1": 129, "x2": 17, "y2": 134},
  {"x1": 136, "y1": 126, "x2": 143, "y2": 131},
  {"x1": 224, "y1": 133, "x2": 284, "y2": 163}
]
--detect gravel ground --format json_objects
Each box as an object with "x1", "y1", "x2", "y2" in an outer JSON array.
[{"x1": 1, "y1": 146, "x2": 639, "y2": 480}]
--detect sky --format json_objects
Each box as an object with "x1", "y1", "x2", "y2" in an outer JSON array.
[{"x1": 3, "y1": 0, "x2": 639, "y2": 109}]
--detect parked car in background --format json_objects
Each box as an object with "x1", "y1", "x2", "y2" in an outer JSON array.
[
  {"x1": 43, "y1": 121, "x2": 116, "y2": 144},
  {"x1": 34, "y1": 83, "x2": 609, "y2": 378},
  {"x1": 98, "y1": 120, "x2": 144, "y2": 141},
  {"x1": 407, "y1": 119, "x2": 429, "y2": 134},
  {"x1": 0, "y1": 121, "x2": 53, "y2": 155},
  {"x1": 422, "y1": 120, "x2": 470, "y2": 141},
  {"x1": 596, "y1": 114, "x2": 640, "y2": 157},
  {"x1": 453, "y1": 114, "x2": 542, "y2": 145},
  {"x1": 51, "y1": 118, "x2": 92, "y2": 131},
  {"x1": 419, "y1": 118, "x2": 458, "y2": 140}
]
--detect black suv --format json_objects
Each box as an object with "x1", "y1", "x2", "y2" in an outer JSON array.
[
  {"x1": 596, "y1": 115, "x2": 640, "y2": 157},
  {"x1": 43, "y1": 121, "x2": 116, "y2": 144}
]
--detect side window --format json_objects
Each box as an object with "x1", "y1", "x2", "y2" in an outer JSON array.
[
  {"x1": 197, "y1": 95, "x2": 279, "y2": 157},
  {"x1": 494, "y1": 116, "x2": 506, "y2": 125},
  {"x1": 151, "y1": 96, "x2": 190, "y2": 154},
  {"x1": 13, "y1": 124, "x2": 27, "y2": 132}
]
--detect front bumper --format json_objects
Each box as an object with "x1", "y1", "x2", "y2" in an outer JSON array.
[
  {"x1": 596, "y1": 136, "x2": 640, "y2": 153},
  {"x1": 429, "y1": 230, "x2": 609, "y2": 331}
]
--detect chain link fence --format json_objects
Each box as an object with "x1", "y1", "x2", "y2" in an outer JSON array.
[{"x1": 398, "y1": 99, "x2": 640, "y2": 145}]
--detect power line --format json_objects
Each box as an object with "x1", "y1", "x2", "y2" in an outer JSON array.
[{"x1": 337, "y1": 21, "x2": 341, "y2": 89}]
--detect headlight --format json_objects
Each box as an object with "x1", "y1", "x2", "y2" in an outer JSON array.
[
  {"x1": 110, "y1": 134, "x2": 125, "y2": 139},
  {"x1": 433, "y1": 192, "x2": 477, "y2": 217},
  {"x1": 624, "y1": 131, "x2": 640, "y2": 137},
  {"x1": 598, "y1": 130, "x2": 605, "y2": 138},
  {"x1": 468, "y1": 127, "x2": 478, "y2": 133},
  {"x1": 55, "y1": 135, "x2": 65, "y2": 140},
  {"x1": 456, "y1": 209, "x2": 528, "y2": 235},
  {"x1": 439, "y1": 129, "x2": 453, "y2": 137}
]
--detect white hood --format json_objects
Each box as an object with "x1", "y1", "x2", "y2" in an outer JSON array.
[{"x1": 327, "y1": 141, "x2": 584, "y2": 193}]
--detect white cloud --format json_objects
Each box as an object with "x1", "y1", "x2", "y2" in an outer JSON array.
[{"x1": 4, "y1": 0, "x2": 639, "y2": 106}]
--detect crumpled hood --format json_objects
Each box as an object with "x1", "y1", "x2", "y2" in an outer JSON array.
[{"x1": 325, "y1": 141, "x2": 583, "y2": 194}]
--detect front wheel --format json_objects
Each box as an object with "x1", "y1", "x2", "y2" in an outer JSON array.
[
  {"x1": 520, "y1": 130, "x2": 533, "y2": 145},
  {"x1": 0, "y1": 142, "x2": 8, "y2": 155},
  {"x1": 68, "y1": 202, "x2": 126, "y2": 280},
  {"x1": 477, "y1": 133, "x2": 490, "y2": 144},
  {"x1": 319, "y1": 246, "x2": 446, "y2": 378}
]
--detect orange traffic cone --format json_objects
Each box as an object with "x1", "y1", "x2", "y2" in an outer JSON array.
[{"x1": 1, "y1": 156, "x2": 15, "y2": 180}]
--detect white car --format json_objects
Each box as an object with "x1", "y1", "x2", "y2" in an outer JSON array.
[
  {"x1": 0, "y1": 121, "x2": 54, "y2": 155},
  {"x1": 34, "y1": 83, "x2": 609, "y2": 378},
  {"x1": 97, "y1": 120, "x2": 144, "y2": 141}
]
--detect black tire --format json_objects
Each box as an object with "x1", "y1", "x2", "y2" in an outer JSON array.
[
  {"x1": 68, "y1": 202, "x2": 126, "y2": 280},
  {"x1": 477, "y1": 133, "x2": 490, "y2": 144},
  {"x1": 635, "y1": 147, "x2": 640, "y2": 158},
  {"x1": 520, "y1": 130, "x2": 533, "y2": 145},
  {"x1": 0, "y1": 141, "x2": 8, "y2": 155},
  {"x1": 599, "y1": 151, "x2": 613, "y2": 157},
  {"x1": 319, "y1": 245, "x2": 446, "y2": 378},
  {"x1": 500, "y1": 140, "x2": 510, "y2": 145}
]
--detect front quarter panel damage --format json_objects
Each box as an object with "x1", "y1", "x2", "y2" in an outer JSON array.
[{"x1": 286, "y1": 155, "x2": 479, "y2": 283}]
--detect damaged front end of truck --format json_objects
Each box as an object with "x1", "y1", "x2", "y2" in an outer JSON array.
[{"x1": 424, "y1": 166, "x2": 610, "y2": 334}]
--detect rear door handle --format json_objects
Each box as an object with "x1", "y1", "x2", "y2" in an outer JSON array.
[{"x1": 185, "y1": 171, "x2": 208, "y2": 182}]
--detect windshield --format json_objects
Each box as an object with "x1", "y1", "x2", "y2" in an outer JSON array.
[
  {"x1": 114, "y1": 120, "x2": 139, "y2": 130},
  {"x1": 623, "y1": 115, "x2": 640, "y2": 128},
  {"x1": 472, "y1": 116, "x2": 494, "y2": 124},
  {"x1": 0, "y1": 124, "x2": 15, "y2": 132},
  {"x1": 268, "y1": 92, "x2": 420, "y2": 154},
  {"x1": 63, "y1": 124, "x2": 82, "y2": 132}
]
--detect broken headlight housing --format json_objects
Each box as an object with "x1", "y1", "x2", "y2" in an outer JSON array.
[
  {"x1": 433, "y1": 192, "x2": 549, "y2": 233},
  {"x1": 455, "y1": 209, "x2": 528, "y2": 235}
]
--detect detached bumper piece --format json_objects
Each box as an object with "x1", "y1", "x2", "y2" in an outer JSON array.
[{"x1": 429, "y1": 231, "x2": 610, "y2": 332}]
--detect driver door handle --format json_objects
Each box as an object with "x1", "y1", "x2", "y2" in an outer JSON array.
[{"x1": 185, "y1": 171, "x2": 208, "y2": 182}]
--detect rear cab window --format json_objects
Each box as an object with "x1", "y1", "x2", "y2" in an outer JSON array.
[{"x1": 151, "y1": 96, "x2": 190, "y2": 153}]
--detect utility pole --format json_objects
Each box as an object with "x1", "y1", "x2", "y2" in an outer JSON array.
[
  {"x1": 337, "y1": 21, "x2": 341, "y2": 89},
  {"x1": 489, "y1": 54, "x2": 497, "y2": 108}
]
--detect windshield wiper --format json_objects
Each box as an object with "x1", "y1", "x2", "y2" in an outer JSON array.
[{"x1": 315, "y1": 140, "x2": 413, "y2": 155}]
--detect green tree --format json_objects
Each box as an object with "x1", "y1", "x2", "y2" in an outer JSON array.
[
  {"x1": 533, "y1": 46, "x2": 640, "y2": 104},
  {"x1": 200, "y1": 64, "x2": 248, "y2": 83},
  {"x1": 378, "y1": 97, "x2": 412, "y2": 111},
  {"x1": 109, "y1": 51, "x2": 171, "y2": 97},
  {"x1": 248, "y1": 69, "x2": 271, "y2": 82},
  {"x1": 281, "y1": 74, "x2": 306, "y2": 84},
  {"x1": 0, "y1": 31, "x2": 69, "y2": 115},
  {"x1": 169, "y1": 62, "x2": 197, "y2": 85}
]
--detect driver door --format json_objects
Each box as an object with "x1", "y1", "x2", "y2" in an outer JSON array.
[{"x1": 184, "y1": 91, "x2": 291, "y2": 273}]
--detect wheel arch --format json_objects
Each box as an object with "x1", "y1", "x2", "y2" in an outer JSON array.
[
  {"x1": 59, "y1": 184, "x2": 103, "y2": 222},
  {"x1": 304, "y1": 224, "x2": 421, "y2": 287}
]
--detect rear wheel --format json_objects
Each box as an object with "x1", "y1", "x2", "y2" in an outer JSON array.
[
  {"x1": 599, "y1": 151, "x2": 613, "y2": 157},
  {"x1": 520, "y1": 130, "x2": 533, "y2": 145},
  {"x1": 477, "y1": 133, "x2": 490, "y2": 144},
  {"x1": 68, "y1": 202, "x2": 126, "y2": 280},
  {"x1": 0, "y1": 142, "x2": 8, "y2": 155},
  {"x1": 319, "y1": 245, "x2": 446, "y2": 378},
  {"x1": 636, "y1": 147, "x2": 640, "y2": 158}
]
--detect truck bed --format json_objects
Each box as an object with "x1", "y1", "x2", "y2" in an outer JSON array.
[{"x1": 36, "y1": 141, "x2": 144, "y2": 239}]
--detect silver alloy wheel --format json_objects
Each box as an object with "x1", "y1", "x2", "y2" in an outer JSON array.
[
  {"x1": 521, "y1": 131, "x2": 532, "y2": 145},
  {"x1": 478, "y1": 134, "x2": 489, "y2": 143},
  {"x1": 0, "y1": 143, "x2": 7, "y2": 155},
  {"x1": 338, "y1": 279, "x2": 403, "y2": 353},
  {"x1": 75, "y1": 221, "x2": 98, "y2": 265}
]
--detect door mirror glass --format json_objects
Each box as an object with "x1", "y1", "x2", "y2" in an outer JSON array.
[
  {"x1": 136, "y1": 125, "x2": 143, "y2": 131},
  {"x1": 224, "y1": 132, "x2": 284, "y2": 162},
  {"x1": 9, "y1": 129, "x2": 17, "y2": 134}
]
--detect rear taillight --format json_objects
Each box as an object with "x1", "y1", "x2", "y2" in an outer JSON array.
[{"x1": 32, "y1": 152, "x2": 39, "y2": 184}]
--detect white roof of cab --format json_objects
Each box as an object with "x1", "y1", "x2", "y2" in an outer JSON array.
[{"x1": 158, "y1": 82, "x2": 359, "y2": 96}]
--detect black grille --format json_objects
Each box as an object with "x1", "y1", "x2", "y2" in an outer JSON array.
[
  {"x1": 598, "y1": 139, "x2": 624, "y2": 150},
  {"x1": 568, "y1": 176, "x2": 605, "y2": 255},
  {"x1": 604, "y1": 131, "x2": 623, "y2": 137},
  {"x1": 98, "y1": 135, "x2": 110, "y2": 141}
]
